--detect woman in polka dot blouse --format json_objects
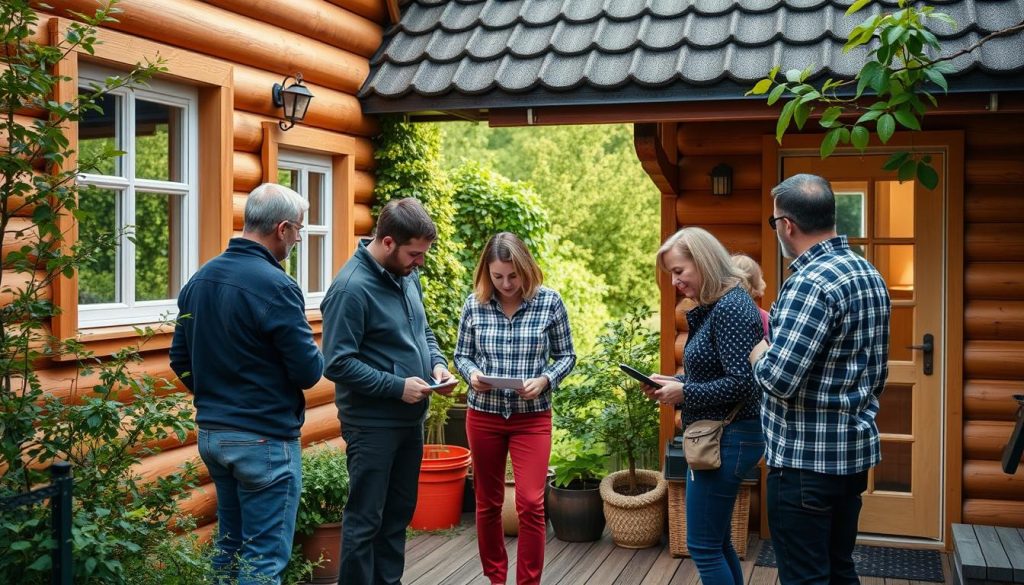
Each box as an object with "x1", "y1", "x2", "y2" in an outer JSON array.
[{"x1": 644, "y1": 227, "x2": 765, "y2": 585}]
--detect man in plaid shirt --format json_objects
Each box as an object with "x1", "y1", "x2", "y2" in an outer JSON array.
[{"x1": 750, "y1": 174, "x2": 891, "y2": 585}]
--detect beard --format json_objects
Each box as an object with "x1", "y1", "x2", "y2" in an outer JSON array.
[
  {"x1": 383, "y1": 248, "x2": 414, "y2": 276},
  {"x1": 777, "y1": 232, "x2": 797, "y2": 259}
]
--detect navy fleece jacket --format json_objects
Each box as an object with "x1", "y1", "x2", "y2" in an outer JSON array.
[{"x1": 169, "y1": 238, "x2": 324, "y2": 439}]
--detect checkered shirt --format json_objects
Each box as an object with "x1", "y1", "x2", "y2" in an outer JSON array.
[
  {"x1": 753, "y1": 236, "x2": 891, "y2": 474},
  {"x1": 454, "y1": 286, "x2": 576, "y2": 418}
]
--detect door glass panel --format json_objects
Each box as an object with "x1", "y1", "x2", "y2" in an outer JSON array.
[
  {"x1": 835, "y1": 189, "x2": 867, "y2": 238},
  {"x1": 849, "y1": 243, "x2": 867, "y2": 258},
  {"x1": 78, "y1": 92, "x2": 120, "y2": 176},
  {"x1": 307, "y1": 235, "x2": 324, "y2": 294},
  {"x1": 876, "y1": 384, "x2": 912, "y2": 434},
  {"x1": 889, "y1": 305, "x2": 914, "y2": 361},
  {"x1": 78, "y1": 188, "x2": 120, "y2": 304},
  {"x1": 874, "y1": 442, "x2": 912, "y2": 493},
  {"x1": 876, "y1": 180, "x2": 914, "y2": 238},
  {"x1": 308, "y1": 172, "x2": 324, "y2": 225},
  {"x1": 873, "y1": 244, "x2": 914, "y2": 299},
  {"x1": 135, "y1": 100, "x2": 182, "y2": 182},
  {"x1": 135, "y1": 191, "x2": 180, "y2": 301}
]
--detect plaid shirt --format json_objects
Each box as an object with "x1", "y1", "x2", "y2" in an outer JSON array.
[
  {"x1": 753, "y1": 236, "x2": 891, "y2": 474},
  {"x1": 454, "y1": 286, "x2": 576, "y2": 418}
]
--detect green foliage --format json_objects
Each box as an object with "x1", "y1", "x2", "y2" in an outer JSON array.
[
  {"x1": 745, "y1": 0, "x2": 1015, "y2": 189},
  {"x1": 553, "y1": 304, "x2": 661, "y2": 493},
  {"x1": 0, "y1": 2, "x2": 205, "y2": 582},
  {"x1": 295, "y1": 444, "x2": 349, "y2": 536},
  {"x1": 536, "y1": 235, "x2": 609, "y2": 356},
  {"x1": 549, "y1": 429, "x2": 607, "y2": 488}
]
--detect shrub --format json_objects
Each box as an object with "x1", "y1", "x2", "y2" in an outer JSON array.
[{"x1": 295, "y1": 445, "x2": 349, "y2": 536}]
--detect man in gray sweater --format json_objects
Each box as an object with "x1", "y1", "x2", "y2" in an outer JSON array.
[{"x1": 320, "y1": 198, "x2": 454, "y2": 585}]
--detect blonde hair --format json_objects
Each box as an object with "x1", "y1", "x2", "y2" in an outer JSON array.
[
  {"x1": 656, "y1": 227, "x2": 741, "y2": 305},
  {"x1": 473, "y1": 232, "x2": 543, "y2": 304},
  {"x1": 731, "y1": 253, "x2": 766, "y2": 299}
]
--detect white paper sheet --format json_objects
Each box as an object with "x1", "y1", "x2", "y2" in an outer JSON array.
[{"x1": 477, "y1": 375, "x2": 525, "y2": 389}]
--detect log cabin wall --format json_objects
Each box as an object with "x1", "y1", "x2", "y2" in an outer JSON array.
[
  {"x1": 21, "y1": 0, "x2": 390, "y2": 538},
  {"x1": 653, "y1": 113, "x2": 1024, "y2": 535}
]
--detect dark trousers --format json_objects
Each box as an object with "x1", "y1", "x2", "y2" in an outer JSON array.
[
  {"x1": 339, "y1": 424, "x2": 423, "y2": 585},
  {"x1": 767, "y1": 466, "x2": 868, "y2": 585}
]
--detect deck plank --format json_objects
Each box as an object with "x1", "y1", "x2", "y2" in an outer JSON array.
[{"x1": 613, "y1": 546, "x2": 662, "y2": 585}]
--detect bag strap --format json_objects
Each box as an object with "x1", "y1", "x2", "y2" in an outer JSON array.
[{"x1": 723, "y1": 401, "x2": 745, "y2": 426}]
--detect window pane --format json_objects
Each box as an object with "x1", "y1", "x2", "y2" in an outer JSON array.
[
  {"x1": 135, "y1": 192, "x2": 182, "y2": 301},
  {"x1": 307, "y1": 235, "x2": 325, "y2": 294},
  {"x1": 876, "y1": 384, "x2": 912, "y2": 434},
  {"x1": 308, "y1": 172, "x2": 324, "y2": 225},
  {"x1": 889, "y1": 305, "x2": 914, "y2": 361},
  {"x1": 278, "y1": 168, "x2": 297, "y2": 189},
  {"x1": 78, "y1": 91, "x2": 120, "y2": 176},
  {"x1": 78, "y1": 188, "x2": 120, "y2": 304},
  {"x1": 284, "y1": 243, "x2": 299, "y2": 282},
  {"x1": 873, "y1": 441, "x2": 912, "y2": 493},
  {"x1": 835, "y1": 191, "x2": 866, "y2": 238},
  {"x1": 873, "y1": 244, "x2": 914, "y2": 299},
  {"x1": 135, "y1": 100, "x2": 182, "y2": 182},
  {"x1": 876, "y1": 180, "x2": 914, "y2": 238}
]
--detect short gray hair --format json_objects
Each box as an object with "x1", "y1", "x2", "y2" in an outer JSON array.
[{"x1": 243, "y1": 183, "x2": 309, "y2": 235}]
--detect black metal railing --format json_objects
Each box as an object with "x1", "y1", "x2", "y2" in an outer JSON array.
[{"x1": 0, "y1": 461, "x2": 73, "y2": 585}]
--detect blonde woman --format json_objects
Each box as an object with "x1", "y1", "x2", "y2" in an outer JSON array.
[
  {"x1": 731, "y1": 253, "x2": 770, "y2": 338},
  {"x1": 643, "y1": 227, "x2": 764, "y2": 585},
  {"x1": 454, "y1": 232, "x2": 576, "y2": 585}
]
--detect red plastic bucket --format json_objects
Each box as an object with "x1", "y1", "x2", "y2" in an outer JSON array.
[{"x1": 410, "y1": 445, "x2": 471, "y2": 530}]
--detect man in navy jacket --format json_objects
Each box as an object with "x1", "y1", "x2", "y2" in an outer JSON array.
[
  {"x1": 321, "y1": 197, "x2": 453, "y2": 585},
  {"x1": 170, "y1": 183, "x2": 324, "y2": 585}
]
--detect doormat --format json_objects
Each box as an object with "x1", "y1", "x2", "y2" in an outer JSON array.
[{"x1": 755, "y1": 541, "x2": 945, "y2": 582}]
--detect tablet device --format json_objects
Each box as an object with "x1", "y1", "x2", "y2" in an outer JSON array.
[
  {"x1": 618, "y1": 363, "x2": 661, "y2": 388},
  {"x1": 428, "y1": 378, "x2": 459, "y2": 391}
]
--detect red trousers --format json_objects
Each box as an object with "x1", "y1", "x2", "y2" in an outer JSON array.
[{"x1": 466, "y1": 408, "x2": 552, "y2": 585}]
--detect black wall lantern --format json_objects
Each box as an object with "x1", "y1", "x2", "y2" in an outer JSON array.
[
  {"x1": 710, "y1": 163, "x2": 733, "y2": 196},
  {"x1": 272, "y1": 72, "x2": 314, "y2": 131}
]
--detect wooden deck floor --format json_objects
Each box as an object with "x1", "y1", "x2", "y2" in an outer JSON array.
[{"x1": 402, "y1": 517, "x2": 956, "y2": 585}]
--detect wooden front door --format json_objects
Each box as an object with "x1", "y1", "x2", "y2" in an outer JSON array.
[{"x1": 780, "y1": 153, "x2": 945, "y2": 540}]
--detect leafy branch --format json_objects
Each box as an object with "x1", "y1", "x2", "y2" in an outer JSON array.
[{"x1": 747, "y1": 0, "x2": 1024, "y2": 189}]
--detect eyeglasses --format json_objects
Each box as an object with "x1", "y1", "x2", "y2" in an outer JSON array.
[
  {"x1": 767, "y1": 215, "x2": 794, "y2": 231},
  {"x1": 284, "y1": 220, "x2": 305, "y2": 233}
]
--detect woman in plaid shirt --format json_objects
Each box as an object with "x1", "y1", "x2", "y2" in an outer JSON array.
[{"x1": 454, "y1": 232, "x2": 576, "y2": 585}]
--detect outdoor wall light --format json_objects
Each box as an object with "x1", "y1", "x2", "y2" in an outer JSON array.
[
  {"x1": 272, "y1": 72, "x2": 314, "y2": 131},
  {"x1": 710, "y1": 163, "x2": 733, "y2": 196}
]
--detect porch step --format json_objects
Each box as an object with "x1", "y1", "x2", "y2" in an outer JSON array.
[{"x1": 952, "y1": 523, "x2": 1024, "y2": 584}]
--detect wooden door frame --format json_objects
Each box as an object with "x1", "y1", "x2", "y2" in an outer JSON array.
[{"x1": 759, "y1": 131, "x2": 964, "y2": 547}]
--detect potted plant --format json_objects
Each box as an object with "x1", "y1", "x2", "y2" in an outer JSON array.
[
  {"x1": 546, "y1": 432, "x2": 607, "y2": 542},
  {"x1": 410, "y1": 383, "x2": 472, "y2": 531},
  {"x1": 293, "y1": 443, "x2": 349, "y2": 584},
  {"x1": 555, "y1": 304, "x2": 666, "y2": 548}
]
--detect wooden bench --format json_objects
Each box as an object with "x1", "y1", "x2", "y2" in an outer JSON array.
[{"x1": 952, "y1": 523, "x2": 1024, "y2": 584}]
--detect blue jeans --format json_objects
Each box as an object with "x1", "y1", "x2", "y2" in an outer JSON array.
[
  {"x1": 198, "y1": 429, "x2": 302, "y2": 585},
  {"x1": 340, "y1": 424, "x2": 422, "y2": 585},
  {"x1": 767, "y1": 467, "x2": 868, "y2": 585},
  {"x1": 685, "y1": 418, "x2": 764, "y2": 585}
]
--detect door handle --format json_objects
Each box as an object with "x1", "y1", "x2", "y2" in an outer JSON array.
[{"x1": 906, "y1": 333, "x2": 933, "y2": 375}]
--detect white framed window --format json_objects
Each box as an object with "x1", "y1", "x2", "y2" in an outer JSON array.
[
  {"x1": 76, "y1": 64, "x2": 199, "y2": 328},
  {"x1": 277, "y1": 150, "x2": 332, "y2": 308}
]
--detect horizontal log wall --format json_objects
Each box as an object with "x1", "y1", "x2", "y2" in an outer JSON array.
[{"x1": 22, "y1": 0, "x2": 388, "y2": 538}]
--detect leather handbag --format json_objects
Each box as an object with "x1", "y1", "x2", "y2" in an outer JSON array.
[{"x1": 682, "y1": 402, "x2": 744, "y2": 471}]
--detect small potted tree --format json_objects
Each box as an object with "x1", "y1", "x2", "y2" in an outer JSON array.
[
  {"x1": 410, "y1": 386, "x2": 472, "y2": 530},
  {"x1": 546, "y1": 431, "x2": 607, "y2": 542},
  {"x1": 555, "y1": 304, "x2": 666, "y2": 548},
  {"x1": 294, "y1": 443, "x2": 349, "y2": 583}
]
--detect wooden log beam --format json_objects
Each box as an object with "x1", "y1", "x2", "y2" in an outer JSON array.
[
  {"x1": 203, "y1": 0, "x2": 382, "y2": 59},
  {"x1": 962, "y1": 459, "x2": 1024, "y2": 500},
  {"x1": 964, "y1": 380, "x2": 1024, "y2": 421},
  {"x1": 232, "y1": 110, "x2": 374, "y2": 171},
  {"x1": 702, "y1": 224, "x2": 761, "y2": 258},
  {"x1": 41, "y1": 0, "x2": 369, "y2": 95},
  {"x1": 678, "y1": 155, "x2": 760, "y2": 192},
  {"x1": 965, "y1": 263, "x2": 1024, "y2": 300},
  {"x1": 965, "y1": 159, "x2": 1024, "y2": 185},
  {"x1": 962, "y1": 498, "x2": 1024, "y2": 528},
  {"x1": 232, "y1": 151, "x2": 375, "y2": 208},
  {"x1": 300, "y1": 403, "x2": 343, "y2": 446},
  {"x1": 233, "y1": 65, "x2": 378, "y2": 138},
  {"x1": 965, "y1": 223, "x2": 1024, "y2": 263},
  {"x1": 964, "y1": 421, "x2": 1022, "y2": 461},
  {"x1": 965, "y1": 185, "x2": 1024, "y2": 223},
  {"x1": 964, "y1": 340, "x2": 1024, "y2": 380},
  {"x1": 676, "y1": 189, "x2": 761, "y2": 226},
  {"x1": 677, "y1": 121, "x2": 773, "y2": 156},
  {"x1": 965, "y1": 300, "x2": 1024, "y2": 341},
  {"x1": 964, "y1": 116, "x2": 1024, "y2": 152},
  {"x1": 0, "y1": 269, "x2": 50, "y2": 305},
  {"x1": 634, "y1": 123, "x2": 679, "y2": 195},
  {"x1": 324, "y1": 0, "x2": 386, "y2": 24},
  {"x1": 354, "y1": 203, "x2": 373, "y2": 235},
  {"x1": 3, "y1": 217, "x2": 40, "y2": 262}
]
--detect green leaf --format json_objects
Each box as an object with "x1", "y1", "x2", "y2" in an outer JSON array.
[
  {"x1": 748, "y1": 78, "x2": 774, "y2": 96},
  {"x1": 785, "y1": 69, "x2": 803, "y2": 83},
  {"x1": 917, "y1": 161, "x2": 939, "y2": 189},
  {"x1": 821, "y1": 127, "x2": 843, "y2": 158},
  {"x1": 877, "y1": 113, "x2": 896, "y2": 143},
  {"x1": 893, "y1": 108, "x2": 922, "y2": 130},
  {"x1": 846, "y1": 0, "x2": 872, "y2": 16},
  {"x1": 851, "y1": 125, "x2": 870, "y2": 151},
  {"x1": 923, "y1": 67, "x2": 948, "y2": 92},
  {"x1": 883, "y1": 151, "x2": 910, "y2": 171},
  {"x1": 898, "y1": 158, "x2": 917, "y2": 182},
  {"x1": 794, "y1": 103, "x2": 812, "y2": 129},
  {"x1": 776, "y1": 99, "x2": 797, "y2": 143},
  {"x1": 856, "y1": 61, "x2": 882, "y2": 98},
  {"x1": 821, "y1": 106, "x2": 844, "y2": 127},
  {"x1": 855, "y1": 110, "x2": 883, "y2": 125},
  {"x1": 767, "y1": 83, "x2": 788, "y2": 106}
]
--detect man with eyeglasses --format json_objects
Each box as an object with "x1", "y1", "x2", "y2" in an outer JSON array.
[
  {"x1": 170, "y1": 182, "x2": 324, "y2": 585},
  {"x1": 749, "y1": 173, "x2": 891, "y2": 585}
]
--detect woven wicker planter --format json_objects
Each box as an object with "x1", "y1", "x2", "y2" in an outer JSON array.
[
  {"x1": 667, "y1": 480, "x2": 752, "y2": 558},
  {"x1": 599, "y1": 469, "x2": 667, "y2": 549}
]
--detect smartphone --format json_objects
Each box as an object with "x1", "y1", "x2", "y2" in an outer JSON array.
[
  {"x1": 618, "y1": 364, "x2": 662, "y2": 388},
  {"x1": 428, "y1": 378, "x2": 459, "y2": 391}
]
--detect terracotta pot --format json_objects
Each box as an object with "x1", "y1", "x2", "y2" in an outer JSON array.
[
  {"x1": 410, "y1": 445, "x2": 471, "y2": 531},
  {"x1": 548, "y1": 479, "x2": 605, "y2": 542},
  {"x1": 294, "y1": 521, "x2": 342, "y2": 584}
]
